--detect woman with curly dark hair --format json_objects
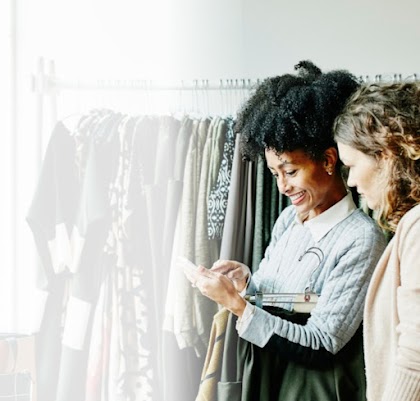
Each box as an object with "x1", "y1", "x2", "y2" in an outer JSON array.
[
  {"x1": 185, "y1": 61, "x2": 387, "y2": 401},
  {"x1": 335, "y1": 82, "x2": 420, "y2": 401}
]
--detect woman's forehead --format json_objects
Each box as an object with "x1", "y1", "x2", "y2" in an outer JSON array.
[{"x1": 265, "y1": 148, "x2": 313, "y2": 166}]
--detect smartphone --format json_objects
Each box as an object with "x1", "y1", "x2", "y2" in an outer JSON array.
[{"x1": 177, "y1": 256, "x2": 199, "y2": 276}]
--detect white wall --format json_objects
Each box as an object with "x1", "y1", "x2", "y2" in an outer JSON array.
[
  {"x1": 240, "y1": 0, "x2": 420, "y2": 78},
  {"x1": 165, "y1": 0, "x2": 420, "y2": 78},
  {"x1": 20, "y1": 0, "x2": 420, "y2": 82}
]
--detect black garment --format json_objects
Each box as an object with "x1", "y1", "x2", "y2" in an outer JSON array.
[
  {"x1": 218, "y1": 309, "x2": 365, "y2": 401},
  {"x1": 27, "y1": 114, "x2": 123, "y2": 401}
]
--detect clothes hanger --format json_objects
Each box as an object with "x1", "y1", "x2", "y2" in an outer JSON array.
[{"x1": 246, "y1": 245, "x2": 324, "y2": 313}]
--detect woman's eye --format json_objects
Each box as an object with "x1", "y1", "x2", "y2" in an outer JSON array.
[{"x1": 285, "y1": 170, "x2": 297, "y2": 176}]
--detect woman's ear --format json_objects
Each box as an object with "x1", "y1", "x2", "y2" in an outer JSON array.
[{"x1": 324, "y1": 147, "x2": 338, "y2": 173}]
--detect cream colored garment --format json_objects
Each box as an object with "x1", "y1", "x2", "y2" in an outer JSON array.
[
  {"x1": 164, "y1": 118, "x2": 210, "y2": 356},
  {"x1": 162, "y1": 120, "x2": 199, "y2": 336},
  {"x1": 364, "y1": 204, "x2": 420, "y2": 401}
]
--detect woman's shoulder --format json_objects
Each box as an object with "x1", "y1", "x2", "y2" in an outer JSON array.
[
  {"x1": 401, "y1": 203, "x2": 420, "y2": 222},
  {"x1": 337, "y1": 208, "x2": 386, "y2": 243},
  {"x1": 396, "y1": 203, "x2": 420, "y2": 237},
  {"x1": 271, "y1": 205, "x2": 296, "y2": 235},
  {"x1": 277, "y1": 204, "x2": 296, "y2": 224}
]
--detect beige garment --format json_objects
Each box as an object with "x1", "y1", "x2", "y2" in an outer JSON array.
[
  {"x1": 195, "y1": 116, "x2": 222, "y2": 268},
  {"x1": 364, "y1": 204, "x2": 420, "y2": 401},
  {"x1": 174, "y1": 118, "x2": 210, "y2": 355},
  {"x1": 194, "y1": 117, "x2": 224, "y2": 354},
  {"x1": 162, "y1": 119, "x2": 199, "y2": 335},
  {"x1": 195, "y1": 308, "x2": 230, "y2": 401}
]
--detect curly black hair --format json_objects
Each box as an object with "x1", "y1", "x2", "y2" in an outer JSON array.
[{"x1": 236, "y1": 60, "x2": 360, "y2": 161}]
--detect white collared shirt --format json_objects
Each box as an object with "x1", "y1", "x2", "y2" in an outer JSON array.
[{"x1": 297, "y1": 191, "x2": 356, "y2": 242}]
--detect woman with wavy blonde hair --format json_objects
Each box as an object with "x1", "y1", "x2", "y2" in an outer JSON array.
[{"x1": 334, "y1": 81, "x2": 420, "y2": 401}]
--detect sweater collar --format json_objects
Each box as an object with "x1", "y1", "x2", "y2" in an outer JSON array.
[{"x1": 295, "y1": 192, "x2": 357, "y2": 242}]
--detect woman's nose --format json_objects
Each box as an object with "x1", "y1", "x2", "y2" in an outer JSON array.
[
  {"x1": 346, "y1": 169, "x2": 356, "y2": 188},
  {"x1": 277, "y1": 175, "x2": 290, "y2": 194}
]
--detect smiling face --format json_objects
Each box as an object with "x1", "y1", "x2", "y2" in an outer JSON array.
[
  {"x1": 265, "y1": 147, "x2": 346, "y2": 220},
  {"x1": 337, "y1": 142, "x2": 383, "y2": 210}
]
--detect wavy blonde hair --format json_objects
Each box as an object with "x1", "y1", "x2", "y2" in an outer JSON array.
[{"x1": 334, "y1": 82, "x2": 420, "y2": 232}]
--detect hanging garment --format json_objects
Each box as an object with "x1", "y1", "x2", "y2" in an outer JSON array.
[
  {"x1": 193, "y1": 116, "x2": 226, "y2": 354},
  {"x1": 195, "y1": 308, "x2": 230, "y2": 401},
  {"x1": 26, "y1": 121, "x2": 82, "y2": 401},
  {"x1": 217, "y1": 310, "x2": 365, "y2": 401},
  {"x1": 219, "y1": 134, "x2": 255, "y2": 264},
  {"x1": 162, "y1": 119, "x2": 203, "y2": 401},
  {"x1": 161, "y1": 117, "x2": 195, "y2": 287},
  {"x1": 172, "y1": 117, "x2": 210, "y2": 355},
  {"x1": 28, "y1": 111, "x2": 165, "y2": 401},
  {"x1": 207, "y1": 118, "x2": 235, "y2": 240}
]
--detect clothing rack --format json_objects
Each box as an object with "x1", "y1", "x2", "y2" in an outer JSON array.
[
  {"x1": 31, "y1": 56, "x2": 419, "y2": 169},
  {"x1": 31, "y1": 58, "x2": 261, "y2": 94},
  {"x1": 32, "y1": 57, "x2": 419, "y2": 95},
  {"x1": 31, "y1": 57, "x2": 262, "y2": 163}
]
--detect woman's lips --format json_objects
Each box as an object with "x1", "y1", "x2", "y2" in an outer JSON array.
[{"x1": 290, "y1": 191, "x2": 305, "y2": 205}]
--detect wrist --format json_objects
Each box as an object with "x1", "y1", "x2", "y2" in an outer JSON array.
[
  {"x1": 228, "y1": 294, "x2": 247, "y2": 317},
  {"x1": 236, "y1": 273, "x2": 250, "y2": 293}
]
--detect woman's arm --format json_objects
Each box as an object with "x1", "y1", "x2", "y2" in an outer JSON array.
[{"x1": 383, "y1": 213, "x2": 420, "y2": 401}]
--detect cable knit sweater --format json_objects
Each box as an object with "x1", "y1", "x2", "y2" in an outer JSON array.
[
  {"x1": 240, "y1": 193, "x2": 387, "y2": 354},
  {"x1": 364, "y1": 204, "x2": 420, "y2": 401}
]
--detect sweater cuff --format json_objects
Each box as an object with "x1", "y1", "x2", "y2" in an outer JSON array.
[
  {"x1": 383, "y1": 367, "x2": 420, "y2": 401},
  {"x1": 239, "y1": 306, "x2": 279, "y2": 348},
  {"x1": 236, "y1": 302, "x2": 255, "y2": 334}
]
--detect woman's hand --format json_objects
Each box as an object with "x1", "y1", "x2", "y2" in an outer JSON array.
[
  {"x1": 184, "y1": 265, "x2": 247, "y2": 317},
  {"x1": 210, "y1": 260, "x2": 251, "y2": 293}
]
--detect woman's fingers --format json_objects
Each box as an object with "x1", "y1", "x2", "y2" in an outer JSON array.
[{"x1": 210, "y1": 259, "x2": 234, "y2": 273}]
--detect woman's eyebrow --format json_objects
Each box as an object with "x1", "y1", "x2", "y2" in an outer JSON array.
[
  {"x1": 268, "y1": 160, "x2": 292, "y2": 170},
  {"x1": 276, "y1": 159, "x2": 293, "y2": 167}
]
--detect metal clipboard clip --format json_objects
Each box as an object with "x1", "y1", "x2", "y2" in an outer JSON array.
[{"x1": 246, "y1": 290, "x2": 319, "y2": 313}]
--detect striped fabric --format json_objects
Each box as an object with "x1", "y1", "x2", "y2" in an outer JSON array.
[{"x1": 195, "y1": 308, "x2": 230, "y2": 401}]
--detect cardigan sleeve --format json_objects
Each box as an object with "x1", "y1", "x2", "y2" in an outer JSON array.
[{"x1": 384, "y1": 213, "x2": 420, "y2": 401}]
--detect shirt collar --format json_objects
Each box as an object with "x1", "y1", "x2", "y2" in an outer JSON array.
[{"x1": 294, "y1": 192, "x2": 357, "y2": 242}]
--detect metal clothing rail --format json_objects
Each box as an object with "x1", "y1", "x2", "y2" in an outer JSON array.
[
  {"x1": 31, "y1": 56, "x2": 419, "y2": 170},
  {"x1": 31, "y1": 57, "x2": 262, "y2": 174},
  {"x1": 31, "y1": 58, "x2": 262, "y2": 94},
  {"x1": 358, "y1": 73, "x2": 419, "y2": 83},
  {"x1": 32, "y1": 57, "x2": 419, "y2": 95},
  {"x1": 42, "y1": 77, "x2": 262, "y2": 92}
]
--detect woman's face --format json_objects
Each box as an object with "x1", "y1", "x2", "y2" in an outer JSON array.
[
  {"x1": 265, "y1": 148, "x2": 343, "y2": 220},
  {"x1": 337, "y1": 142, "x2": 382, "y2": 210}
]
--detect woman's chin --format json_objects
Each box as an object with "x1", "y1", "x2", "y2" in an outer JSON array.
[{"x1": 365, "y1": 198, "x2": 378, "y2": 211}]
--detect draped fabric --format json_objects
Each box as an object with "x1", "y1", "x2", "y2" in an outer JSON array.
[
  {"x1": 27, "y1": 108, "x2": 287, "y2": 401},
  {"x1": 28, "y1": 111, "x2": 180, "y2": 401},
  {"x1": 216, "y1": 310, "x2": 365, "y2": 401},
  {"x1": 195, "y1": 308, "x2": 230, "y2": 401}
]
